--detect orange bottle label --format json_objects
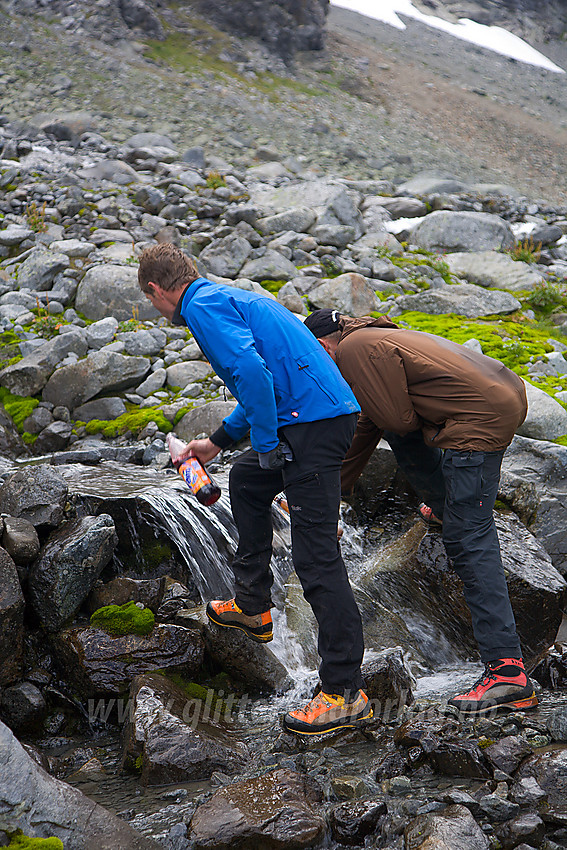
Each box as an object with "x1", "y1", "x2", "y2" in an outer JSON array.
[{"x1": 179, "y1": 458, "x2": 210, "y2": 493}]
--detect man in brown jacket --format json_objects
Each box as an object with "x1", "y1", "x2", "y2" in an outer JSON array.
[{"x1": 304, "y1": 309, "x2": 538, "y2": 716}]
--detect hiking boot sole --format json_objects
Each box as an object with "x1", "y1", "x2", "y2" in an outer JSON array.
[
  {"x1": 283, "y1": 708, "x2": 373, "y2": 736},
  {"x1": 206, "y1": 604, "x2": 273, "y2": 643},
  {"x1": 449, "y1": 692, "x2": 538, "y2": 715}
]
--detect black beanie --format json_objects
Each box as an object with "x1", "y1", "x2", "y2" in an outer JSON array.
[{"x1": 303, "y1": 309, "x2": 342, "y2": 339}]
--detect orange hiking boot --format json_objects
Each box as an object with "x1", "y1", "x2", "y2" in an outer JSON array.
[
  {"x1": 283, "y1": 690, "x2": 373, "y2": 736},
  {"x1": 206, "y1": 598, "x2": 273, "y2": 643},
  {"x1": 448, "y1": 658, "x2": 538, "y2": 715},
  {"x1": 418, "y1": 502, "x2": 443, "y2": 527}
]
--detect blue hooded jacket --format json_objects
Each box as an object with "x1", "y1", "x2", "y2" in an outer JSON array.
[{"x1": 173, "y1": 278, "x2": 360, "y2": 452}]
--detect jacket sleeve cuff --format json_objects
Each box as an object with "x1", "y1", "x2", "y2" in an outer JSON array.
[{"x1": 210, "y1": 424, "x2": 234, "y2": 450}]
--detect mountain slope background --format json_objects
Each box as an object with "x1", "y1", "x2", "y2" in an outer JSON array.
[{"x1": 0, "y1": 0, "x2": 565, "y2": 201}]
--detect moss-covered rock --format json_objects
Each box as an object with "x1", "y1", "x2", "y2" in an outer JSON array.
[
  {"x1": 90, "y1": 601, "x2": 155, "y2": 636},
  {"x1": 7, "y1": 831, "x2": 64, "y2": 850}
]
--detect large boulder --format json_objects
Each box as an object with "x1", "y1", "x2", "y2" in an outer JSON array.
[
  {"x1": 198, "y1": 235, "x2": 252, "y2": 278},
  {"x1": 27, "y1": 515, "x2": 117, "y2": 633},
  {"x1": 16, "y1": 248, "x2": 70, "y2": 290},
  {"x1": 389, "y1": 282, "x2": 521, "y2": 318},
  {"x1": 75, "y1": 264, "x2": 158, "y2": 321},
  {"x1": 176, "y1": 399, "x2": 238, "y2": 442},
  {"x1": 0, "y1": 328, "x2": 88, "y2": 396},
  {"x1": 42, "y1": 351, "x2": 150, "y2": 409},
  {"x1": 0, "y1": 406, "x2": 29, "y2": 459},
  {"x1": 0, "y1": 719, "x2": 161, "y2": 849},
  {"x1": 165, "y1": 361, "x2": 212, "y2": 387},
  {"x1": 188, "y1": 769, "x2": 325, "y2": 850},
  {"x1": 360, "y1": 513, "x2": 566, "y2": 668},
  {"x1": 500, "y1": 435, "x2": 567, "y2": 575},
  {"x1": 405, "y1": 804, "x2": 489, "y2": 850},
  {"x1": 309, "y1": 272, "x2": 382, "y2": 315},
  {"x1": 0, "y1": 548, "x2": 24, "y2": 687},
  {"x1": 517, "y1": 379, "x2": 567, "y2": 441},
  {"x1": 445, "y1": 251, "x2": 545, "y2": 291},
  {"x1": 411, "y1": 211, "x2": 515, "y2": 253},
  {"x1": 239, "y1": 249, "x2": 298, "y2": 282},
  {"x1": 122, "y1": 673, "x2": 249, "y2": 785},
  {"x1": 54, "y1": 623, "x2": 205, "y2": 697},
  {"x1": 0, "y1": 466, "x2": 68, "y2": 528}
]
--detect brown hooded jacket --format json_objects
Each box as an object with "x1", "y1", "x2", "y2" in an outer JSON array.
[{"x1": 337, "y1": 316, "x2": 527, "y2": 492}]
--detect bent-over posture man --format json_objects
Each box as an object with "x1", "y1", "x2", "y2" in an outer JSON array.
[
  {"x1": 304, "y1": 309, "x2": 538, "y2": 715},
  {"x1": 138, "y1": 244, "x2": 372, "y2": 735}
]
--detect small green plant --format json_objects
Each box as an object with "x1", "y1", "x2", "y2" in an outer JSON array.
[
  {"x1": 24, "y1": 201, "x2": 48, "y2": 233},
  {"x1": 510, "y1": 237, "x2": 542, "y2": 264},
  {"x1": 118, "y1": 305, "x2": 143, "y2": 333},
  {"x1": 524, "y1": 281, "x2": 567, "y2": 315},
  {"x1": 206, "y1": 170, "x2": 226, "y2": 190},
  {"x1": 90, "y1": 601, "x2": 155, "y2": 636}
]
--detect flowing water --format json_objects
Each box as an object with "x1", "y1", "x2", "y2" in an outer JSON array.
[{"x1": 13, "y1": 457, "x2": 567, "y2": 843}]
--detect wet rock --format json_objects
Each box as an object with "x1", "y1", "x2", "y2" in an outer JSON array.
[
  {"x1": 2, "y1": 516, "x2": 40, "y2": 566},
  {"x1": 54, "y1": 623, "x2": 205, "y2": 697},
  {"x1": 428, "y1": 740, "x2": 492, "y2": 780},
  {"x1": 411, "y1": 210, "x2": 515, "y2": 252},
  {"x1": 16, "y1": 248, "x2": 70, "y2": 290},
  {"x1": 0, "y1": 681, "x2": 46, "y2": 732},
  {"x1": 484, "y1": 736, "x2": 532, "y2": 775},
  {"x1": 361, "y1": 646, "x2": 414, "y2": 719},
  {"x1": 34, "y1": 420, "x2": 74, "y2": 454},
  {"x1": 501, "y1": 436, "x2": 567, "y2": 576},
  {"x1": 42, "y1": 350, "x2": 150, "y2": 409},
  {"x1": 0, "y1": 466, "x2": 68, "y2": 528},
  {"x1": 157, "y1": 578, "x2": 196, "y2": 619},
  {"x1": 308, "y1": 272, "x2": 382, "y2": 315},
  {"x1": 330, "y1": 799, "x2": 387, "y2": 845},
  {"x1": 122, "y1": 673, "x2": 249, "y2": 785},
  {"x1": 517, "y1": 749, "x2": 567, "y2": 812},
  {"x1": 371, "y1": 513, "x2": 566, "y2": 668},
  {"x1": 0, "y1": 548, "x2": 24, "y2": 686},
  {"x1": 75, "y1": 264, "x2": 158, "y2": 322},
  {"x1": 478, "y1": 792, "x2": 520, "y2": 821},
  {"x1": 405, "y1": 804, "x2": 490, "y2": 849},
  {"x1": 176, "y1": 399, "x2": 238, "y2": 442},
  {"x1": 546, "y1": 707, "x2": 567, "y2": 742},
  {"x1": 0, "y1": 718, "x2": 161, "y2": 848},
  {"x1": 442, "y1": 789, "x2": 481, "y2": 816},
  {"x1": 204, "y1": 618, "x2": 293, "y2": 693},
  {"x1": 87, "y1": 576, "x2": 165, "y2": 614},
  {"x1": 375, "y1": 747, "x2": 410, "y2": 780},
  {"x1": 188, "y1": 769, "x2": 325, "y2": 850},
  {"x1": 495, "y1": 813, "x2": 545, "y2": 849},
  {"x1": 28, "y1": 514, "x2": 117, "y2": 632},
  {"x1": 394, "y1": 711, "x2": 460, "y2": 752},
  {"x1": 509, "y1": 776, "x2": 547, "y2": 807}
]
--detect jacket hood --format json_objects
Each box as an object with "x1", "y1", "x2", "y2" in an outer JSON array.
[{"x1": 339, "y1": 315, "x2": 399, "y2": 340}]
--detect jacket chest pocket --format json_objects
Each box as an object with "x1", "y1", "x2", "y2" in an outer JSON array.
[
  {"x1": 296, "y1": 354, "x2": 335, "y2": 403},
  {"x1": 444, "y1": 451, "x2": 484, "y2": 506}
]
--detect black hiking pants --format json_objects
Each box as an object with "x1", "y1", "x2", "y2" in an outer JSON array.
[{"x1": 229, "y1": 413, "x2": 364, "y2": 695}]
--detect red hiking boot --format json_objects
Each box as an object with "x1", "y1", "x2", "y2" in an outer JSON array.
[
  {"x1": 206, "y1": 598, "x2": 273, "y2": 643},
  {"x1": 448, "y1": 658, "x2": 538, "y2": 715},
  {"x1": 283, "y1": 690, "x2": 373, "y2": 736}
]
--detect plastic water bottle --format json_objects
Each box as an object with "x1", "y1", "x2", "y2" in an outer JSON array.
[{"x1": 166, "y1": 433, "x2": 221, "y2": 507}]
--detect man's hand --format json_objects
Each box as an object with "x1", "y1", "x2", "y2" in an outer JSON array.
[
  {"x1": 182, "y1": 437, "x2": 221, "y2": 464},
  {"x1": 258, "y1": 441, "x2": 294, "y2": 470}
]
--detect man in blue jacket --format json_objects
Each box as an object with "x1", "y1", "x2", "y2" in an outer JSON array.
[{"x1": 138, "y1": 243, "x2": 372, "y2": 735}]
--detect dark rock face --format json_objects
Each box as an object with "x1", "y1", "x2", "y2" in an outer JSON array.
[
  {"x1": 28, "y1": 514, "x2": 118, "y2": 632},
  {"x1": 517, "y1": 749, "x2": 567, "y2": 813},
  {"x1": 0, "y1": 718, "x2": 162, "y2": 849},
  {"x1": 412, "y1": 0, "x2": 567, "y2": 42},
  {"x1": 0, "y1": 681, "x2": 46, "y2": 732},
  {"x1": 330, "y1": 800, "x2": 387, "y2": 846},
  {"x1": 0, "y1": 407, "x2": 29, "y2": 459},
  {"x1": 195, "y1": 0, "x2": 330, "y2": 59},
  {"x1": 122, "y1": 673, "x2": 249, "y2": 785},
  {"x1": 0, "y1": 548, "x2": 24, "y2": 687},
  {"x1": 54, "y1": 623, "x2": 205, "y2": 697},
  {"x1": 405, "y1": 804, "x2": 490, "y2": 850},
  {"x1": 361, "y1": 646, "x2": 414, "y2": 719},
  {"x1": 188, "y1": 769, "x2": 325, "y2": 850},
  {"x1": 484, "y1": 736, "x2": 532, "y2": 776},
  {"x1": 0, "y1": 466, "x2": 68, "y2": 528}
]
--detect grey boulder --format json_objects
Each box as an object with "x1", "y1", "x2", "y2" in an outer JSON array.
[
  {"x1": 411, "y1": 211, "x2": 515, "y2": 253},
  {"x1": 73, "y1": 397, "x2": 127, "y2": 422},
  {"x1": 0, "y1": 466, "x2": 68, "y2": 528},
  {"x1": 75, "y1": 264, "x2": 158, "y2": 321},
  {"x1": 0, "y1": 548, "x2": 24, "y2": 687},
  {"x1": 445, "y1": 251, "x2": 545, "y2": 291},
  {"x1": 517, "y1": 379, "x2": 567, "y2": 441},
  {"x1": 389, "y1": 282, "x2": 520, "y2": 318},
  {"x1": 175, "y1": 400, "x2": 238, "y2": 442},
  {"x1": 239, "y1": 249, "x2": 298, "y2": 282},
  {"x1": 405, "y1": 805, "x2": 489, "y2": 850},
  {"x1": 309, "y1": 272, "x2": 382, "y2": 315},
  {"x1": 166, "y1": 361, "x2": 212, "y2": 387},
  {"x1": 16, "y1": 248, "x2": 70, "y2": 290},
  {"x1": 0, "y1": 327, "x2": 88, "y2": 397},
  {"x1": 199, "y1": 235, "x2": 252, "y2": 278},
  {"x1": 42, "y1": 350, "x2": 150, "y2": 409}
]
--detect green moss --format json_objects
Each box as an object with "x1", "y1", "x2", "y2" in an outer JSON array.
[
  {"x1": 83, "y1": 408, "x2": 172, "y2": 438},
  {"x1": 554, "y1": 435, "x2": 567, "y2": 446},
  {"x1": 7, "y1": 831, "x2": 64, "y2": 850},
  {"x1": 90, "y1": 601, "x2": 155, "y2": 636},
  {"x1": 144, "y1": 540, "x2": 172, "y2": 570},
  {"x1": 134, "y1": 755, "x2": 143, "y2": 772},
  {"x1": 157, "y1": 671, "x2": 234, "y2": 716},
  {"x1": 173, "y1": 405, "x2": 192, "y2": 425},
  {"x1": 0, "y1": 387, "x2": 39, "y2": 430},
  {"x1": 399, "y1": 312, "x2": 555, "y2": 374},
  {"x1": 260, "y1": 279, "x2": 287, "y2": 295}
]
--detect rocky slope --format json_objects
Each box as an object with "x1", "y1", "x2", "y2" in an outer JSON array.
[{"x1": 413, "y1": 0, "x2": 567, "y2": 43}]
